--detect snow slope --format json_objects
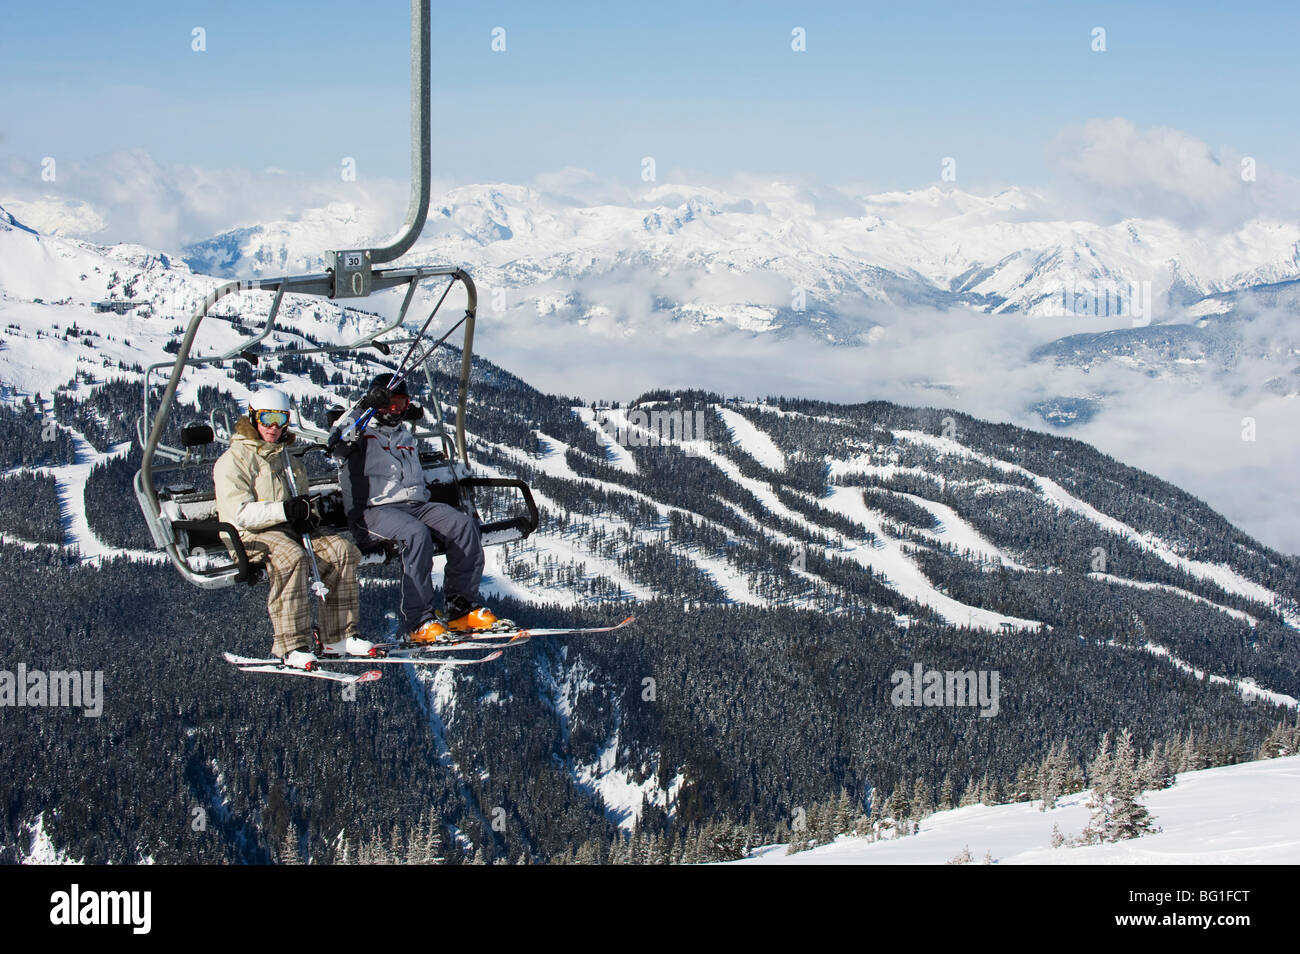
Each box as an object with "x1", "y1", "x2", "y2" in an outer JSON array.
[
  {"x1": 893, "y1": 429, "x2": 1298, "y2": 626},
  {"x1": 716, "y1": 407, "x2": 785, "y2": 472},
  {"x1": 737, "y1": 755, "x2": 1300, "y2": 865},
  {"x1": 817, "y1": 485, "x2": 1041, "y2": 631}
]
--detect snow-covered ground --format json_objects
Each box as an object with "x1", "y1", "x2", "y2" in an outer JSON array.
[
  {"x1": 893, "y1": 429, "x2": 1299, "y2": 627},
  {"x1": 893, "y1": 490, "x2": 1033, "y2": 571},
  {"x1": 16, "y1": 813, "x2": 85, "y2": 865},
  {"x1": 716, "y1": 406, "x2": 785, "y2": 472},
  {"x1": 817, "y1": 484, "x2": 1041, "y2": 631},
  {"x1": 737, "y1": 754, "x2": 1300, "y2": 864}
]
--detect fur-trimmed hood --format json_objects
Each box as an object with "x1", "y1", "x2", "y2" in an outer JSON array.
[
  {"x1": 233, "y1": 415, "x2": 298, "y2": 446},
  {"x1": 214, "y1": 417, "x2": 306, "y2": 536}
]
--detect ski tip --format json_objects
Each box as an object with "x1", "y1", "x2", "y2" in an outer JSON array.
[
  {"x1": 357, "y1": 670, "x2": 383, "y2": 683},
  {"x1": 485, "y1": 650, "x2": 504, "y2": 662},
  {"x1": 618, "y1": 616, "x2": 635, "y2": 627}
]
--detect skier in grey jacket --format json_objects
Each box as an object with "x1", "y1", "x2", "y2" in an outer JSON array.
[{"x1": 331, "y1": 374, "x2": 500, "y2": 643}]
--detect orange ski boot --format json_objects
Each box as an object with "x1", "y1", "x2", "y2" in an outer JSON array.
[
  {"x1": 409, "y1": 618, "x2": 450, "y2": 644},
  {"x1": 446, "y1": 601, "x2": 500, "y2": 634}
]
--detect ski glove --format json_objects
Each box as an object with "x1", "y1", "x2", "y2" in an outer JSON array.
[
  {"x1": 361, "y1": 385, "x2": 393, "y2": 410},
  {"x1": 400, "y1": 403, "x2": 424, "y2": 422},
  {"x1": 284, "y1": 495, "x2": 320, "y2": 534}
]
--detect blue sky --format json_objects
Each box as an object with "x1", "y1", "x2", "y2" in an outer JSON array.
[{"x1": 3, "y1": 0, "x2": 1298, "y2": 191}]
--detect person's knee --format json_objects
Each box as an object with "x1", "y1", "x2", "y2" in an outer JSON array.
[
  {"x1": 443, "y1": 511, "x2": 479, "y2": 547},
  {"x1": 400, "y1": 523, "x2": 435, "y2": 551},
  {"x1": 276, "y1": 546, "x2": 310, "y2": 576}
]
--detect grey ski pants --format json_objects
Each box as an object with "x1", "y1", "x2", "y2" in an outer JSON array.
[{"x1": 356, "y1": 501, "x2": 484, "y2": 634}]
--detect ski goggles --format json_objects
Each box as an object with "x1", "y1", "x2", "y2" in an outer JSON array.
[
  {"x1": 383, "y1": 393, "x2": 411, "y2": 413},
  {"x1": 254, "y1": 409, "x2": 290, "y2": 428}
]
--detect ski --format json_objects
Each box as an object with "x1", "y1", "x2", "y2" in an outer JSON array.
[
  {"x1": 338, "y1": 638, "x2": 526, "y2": 658},
  {"x1": 494, "y1": 615, "x2": 636, "y2": 639},
  {"x1": 225, "y1": 649, "x2": 503, "y2": 670},
  {"x1": 223, "y1": 616, "x2": 629, "y2": 681},
  {"x1": 371, "y1": 615, "x2": 636, "y2": 652},
  {"x1": 321, "y1": 649, "x2": 505, "y2": 666},
  {"x1": 223, "y1": 653, "x2": 382, "y2": 684}
]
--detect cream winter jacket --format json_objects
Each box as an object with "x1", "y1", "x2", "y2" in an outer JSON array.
[{"x1": 213, "y1": 416, "x2": 309, "y2": 538}]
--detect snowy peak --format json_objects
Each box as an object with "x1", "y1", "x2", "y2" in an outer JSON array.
[
  {"x1": 181, "y1": 201, "x2": 388, "y2": 277},
  {"x1": 160, "y1": 181, "x2": 1300, "y2": 331}
]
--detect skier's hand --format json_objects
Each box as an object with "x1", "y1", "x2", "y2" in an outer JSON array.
[
  {"x1": 284, "y1": 495, "x2": 319, "y2": 534},
  {"x1": 361, "y1": 385, "x2": 393, "y2": 410},
  {"x1": 326, "y1": 426, "x2": 358, "y2": 457}
]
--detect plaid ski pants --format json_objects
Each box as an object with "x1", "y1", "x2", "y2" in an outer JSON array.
[{"x1": 241, "y1": 529, "x2": 361, "y2": 657}]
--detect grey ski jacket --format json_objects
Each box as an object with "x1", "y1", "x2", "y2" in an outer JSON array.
[{"x1": 332, "y1": 411, "x2": 430, "y2": 519}]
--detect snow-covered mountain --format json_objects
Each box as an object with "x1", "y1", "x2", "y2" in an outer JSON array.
[
  {"x1": 3, "y1": 203, "x2": 1299, "y2": 863},
  {"x1": 178, "y1": 182, "x2": 1300, "y2": 333}
]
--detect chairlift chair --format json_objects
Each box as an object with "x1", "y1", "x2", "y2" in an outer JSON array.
[{"x1": 133, "y1": 0, "x2": 537, "y2": 590}]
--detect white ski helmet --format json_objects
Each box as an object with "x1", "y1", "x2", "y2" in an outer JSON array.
[{"x1": 249, "y1": 388, "x2": 291, "y2": 414}]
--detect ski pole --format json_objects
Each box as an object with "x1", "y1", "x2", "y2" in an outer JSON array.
[
  {"x1": 334, "y1": 307, "x2": 470, "y2": 444},
  {"x1": 282, "y1": 451, "x2": 329, "y2": 602}
]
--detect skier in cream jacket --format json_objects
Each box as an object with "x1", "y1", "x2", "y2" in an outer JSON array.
[{"x1": 214, "y1": 388, "x2": 369, "y2": 666}]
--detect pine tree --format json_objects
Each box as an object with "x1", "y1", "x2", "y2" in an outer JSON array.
[
  {"x1": 1108, "y1": 729, "x2": 1160, "y2": 840},
  {"x1": 812, "y1": 801, "x2": 836, "y2": 846},
  {"x1": 881, "y1": 786, "x2": 907, "y2": 835},
  {"x1": 1013, "y1": 763, "x2": 1038, "y2": 802},
  {"x1": 1039, "y1": 740, "x2": 1069, "y2": 811},
  {"x1": 785, "y1": 811, "x2": 809, "y2": 855},
  {"x1": 1179, "y1": 730, "x2": 1204, "y2": 772},
  {"x1": 1081, "y1": 729, "x2": 1159, "y2": 844},
  {"x1": 1137, "y1": 742, "x2": 1174, "y2": 793},
  {"x1": 938, "y1": 775, "x2": 955, "y2": 812},
  {"x1": 1080, "y1": 733, "x2": 1114, "y2": 845},
  {"x1": 910, "y1": 778, "x2": 932, "y2": 819},
  {"x1": 1257, "y1": 715, "x2": 1300, "y2": 760},
  {"x1": 278, "y1": 822, "x2": 302, "y2": 866},
  {"x1": 680, "y1": 830, "x2": 699, "y2": 865},
  {"x1": 410, "y1": 807, "x2": 443, "y2": 865},
  {"x1": 574, "y1": 838, "x2": 602, "y2": 865},
  {"x1": 944, "y1": 844, "x2": 973, "y2": 865},
  {"x1": 834, "y1": 788, "x2": 855, "y2": 835}
]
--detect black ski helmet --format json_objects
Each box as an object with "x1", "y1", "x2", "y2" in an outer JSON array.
[
  {"x1": 368, "y1": 372, "x2": 409, "y2": 396},
  {"x1": 367, "y1": 372, "x2": 415, "y2": 426}
]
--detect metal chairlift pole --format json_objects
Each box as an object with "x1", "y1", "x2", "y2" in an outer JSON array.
[{"x1": 327, "y1": 0, "x2": 431, "y2": 299}]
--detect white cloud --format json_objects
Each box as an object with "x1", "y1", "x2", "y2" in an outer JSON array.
[
  {"x1": 1, "y1": 195, "x2": 106, "y2": 236},
  {"x1": 476, "y1": 289, "x2": 1300, "y2": 554},
  {"x1": 0, "y1": 150, "x2": 411, "y2": 254},
  {"x1": 1046, "y1": 118, "x2": 1299, "y2": 228}
]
